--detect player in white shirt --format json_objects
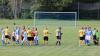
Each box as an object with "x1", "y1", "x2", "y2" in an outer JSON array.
[
  {"x1": 34, "y1": 28, "x2": 39, "y2": 45},
  {"x1": 21, "y1": 29, "x2": 29, "y2": 47},
  {"x1": 85, "y1": 27, "x2": 92, "y2": 46},
  {"x1": 1, "y1": 28, "x2": 5, "y2": 47}
]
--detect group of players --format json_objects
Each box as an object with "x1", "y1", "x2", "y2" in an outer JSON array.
[
  {"x1": 79, "y1": 26, "x2": 99, "y2": 46},
  {"x1": 0, "y1": 26, "x2": 63, "y2": 47}
]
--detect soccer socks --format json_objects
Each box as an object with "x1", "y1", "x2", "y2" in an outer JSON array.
[
  {"x1": 56, "y1": 41, "x2": 58, "y2": 45},
  {"x1": 59, "y1": 41, "x2": 61, "y2": 46},
  {"x1": 56, "y1": 41, "x2": 61, "y2": 46}
]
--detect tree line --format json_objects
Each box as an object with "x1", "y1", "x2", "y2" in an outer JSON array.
[{"x1": 0, "y1": 0, "x2": 99, "y2": 19}]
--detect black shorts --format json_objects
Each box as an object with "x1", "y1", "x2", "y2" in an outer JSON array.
[
  {"x1": 56, "y1": 36, "x2": 61, "y2": 39},
  {"x1": 44, "y1": 36, "x2": 48, "y2": 41},
  {"x1": 93, "y1": 35, "x2": 97, "y2": 40},
  {"x1": 12, "y1": 36, "x2": 16, "y2": 41},
  {"x1": 83, "y1": 35, "x2": 85, "y2": 40},
  {"x1": 5, "y1": 35, "x2": 9, "y2": 38},
  {"x1": 27, "y1": 37, "x2": 33, "y2": 41},
  {"x1": 80, "y1": 36, "x2": 84, "y2": 40}
]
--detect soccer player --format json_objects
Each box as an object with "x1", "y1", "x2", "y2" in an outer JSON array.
[
  {"x1": 85, "y1": 27, "x2": 92, "y2": 46},
  {"x1": 4, "y1": 26, "x2": 10, "y2": 44},
  {"x1": 92, "y1": 28, "x2": 97, "y2": 45},
  {"x1": 31, "y1": 27, "x2": 35, "y2": 45},
  {"x1": 15, "y1": 26, "x2": 20, "y2": 44},
  {"x1": 95, "y1": 30, "x2": 99, "y2": 46},
  {"x1": 11, "y1": 30, "x2": 16, "y2": 45},
  {"x1": 1, "y1": 28, "x2": 5, "y2": 47},
  {"x1": 21, "y1": 29, "x2": 29, "y2": 47},
  {"x1": 43, "y1": 27, "x2": 49, "y2": 45},
  {"x1": 27, "y1": 28, "x2": 33, "y2": 46},
  {"x1": 56, "y1": 27, "x2": 63, "y2": 46},
  {"x1": 78, "y1": 27, "x2": 85, "y2": 46},
  {"x1": 21, "y1": 26, "x2": 26, "y2": 41},
  {"x1": 34, "y1": 28, "x2": 39, "y2": 45}
]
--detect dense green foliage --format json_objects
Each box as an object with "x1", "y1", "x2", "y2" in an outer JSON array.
[{"x1": 0, "y1": 0, "x2": 99, "y2": 19}]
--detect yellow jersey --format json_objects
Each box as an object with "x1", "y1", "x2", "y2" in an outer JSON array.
[
  {"x1": 43, "y1": 29, "x2": 49, "y2": 36},
  {"x1": 4, "y1": 28, "x2": 9, "y2": 35},
  {"x1": 56, "y1": 29, "x2": 59, "y2": 36},
  {"x1": 79, "y1": 29, "x2": 85, "y2": 37},
  {"x1": 27, "y1": 29, "x2": 32, "y2": 37}
]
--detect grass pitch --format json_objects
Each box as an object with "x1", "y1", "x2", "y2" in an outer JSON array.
[{"x1": 0, "y1": 19, "x2": 100, "y2": 56}]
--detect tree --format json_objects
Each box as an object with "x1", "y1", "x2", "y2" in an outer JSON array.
[
  {"x1": 31, "y1": 0, "x2": 73, "y2": 12},
  {"x1": 9, "y1": 0, "x2": 22, "y2": 19}
]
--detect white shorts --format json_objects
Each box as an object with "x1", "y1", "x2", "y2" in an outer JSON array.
[
  {"x1": 16, "y1": 35, "x2": 20, "y2": 40},
  {"x1": 23, "y1": 38, "x2": 27, "y2": 42},
  {"x1": 34, "y1": 36, "x2": 39, "y2": 40},
  {"x1": 85, "y1": 35, "x2": 91, "y2": 40},
  {"x1": 2, "y1": 35, "x2": 5, "y2": 40}
]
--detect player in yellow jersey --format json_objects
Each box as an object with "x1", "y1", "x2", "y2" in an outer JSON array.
[
  {"x1": 79, "y1": 27, "x2": 85, "y2": 46},
  {"x1": 43, "y1": 27, "x2": 49, "y2": 45},
  {"x1": 27, "y1": 28, "x2": 33, "y2": 46},
  {"x1": 4, "y1": 26, "x2": 10, "y2": 44}
]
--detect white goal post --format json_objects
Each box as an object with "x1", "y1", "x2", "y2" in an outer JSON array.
[{"x1": 34, "y1": 11, "x2": 77, "y2": 27}]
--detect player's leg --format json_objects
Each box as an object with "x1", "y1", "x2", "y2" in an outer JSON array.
[
  {"x1": 37, "y1": 36, "x2": 39, "y2": 45},
  {"x1": 83, "y1": 35, "x2": 85, "y2": 45},
  {"x1": 93, "y1": 35, "x2": 97, "y2": 45},
  {"x1": 97, "y1": 38, "x2": 99, "y2": 45},
  {"x1": 16, "y1": 35, "x2": 18, "y2": 44},
  {"x1": 34, "y1": 36, "x2": 36, "y2": 45},
  {"x1": 85, "y1": 39, "x2": 88, "y2": 45},
  {"x1": 30, "y1": 37, "x2": 33, "y2": 46},
  {"x1": 85, "y1": 35, "x2": 89, "y2": 45},
  {"x1": 27, "y1": 37, "x2": 31, "y2": 46},
  {"x1": 56, "y1": 36, "x2": 59, "y2": 45},
  {"x1": 87, "y1": 40, "x2": 90, "y2": 46},
  {"x1": 57, "y1": 36, "x2": 61, "y2": 46},
  {"x1": 95, "y1": 37, "x2": 99, "y2": 46},
  {"x1": 43, "y1": 36, "x2": 46, "y2": 45},
  {"x1": 5, "y1": 35, "x2": 8, "y2": 44},
  {"x1": 6, "y1": 35, "x2": 11, "y2": 44},
  {"x1": 2, "y1": 40, "x2": 5, "y2": 47},
  {"x1": 11, "y1": 36, "x2": 14, "y2": 46},
  {"x1": 26, "y1": 40, "x2": 30, "y2": 47},
  {"x1": 45, "y1": 36, "x2": 48, "y2": 45},
  {"x1": 34, "y1": 36, "x2": 39, "y2": 45},
  {"x1": 58, "y1": 39, "x2": 61, "y2": 46},
  {"x1": 59, "y1": 36, "x2": 62, "y2": 46},
  {"x1": 21, "y1": 38, "x2": 25, "y2": 47},
  {"x1": 81, "y1": 37, "x2": 85, "y2": 46},
  {"x1": 79, "y1": 37, "x2": 83, "y2": 46},
  {"x1": 21, "y1": 36, "x2": 24, "y2": 44}
]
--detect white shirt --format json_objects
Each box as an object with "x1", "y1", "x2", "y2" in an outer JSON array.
[{"x1": 1, "y1": 30, "x2": 5, "y2": 40}]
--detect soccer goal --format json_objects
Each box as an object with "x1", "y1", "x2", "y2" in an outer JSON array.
[{"x1": 34, "y1": 11, "x2": 77, "y2": 27}]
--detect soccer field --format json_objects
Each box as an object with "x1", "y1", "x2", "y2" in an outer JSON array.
[{"x1": 0, "y1": 19, "x2": 100, "y2": 56}]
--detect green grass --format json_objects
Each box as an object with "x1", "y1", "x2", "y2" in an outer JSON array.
[{"x1": 0, "y1": 19, "x2": 100, "y2": 56}]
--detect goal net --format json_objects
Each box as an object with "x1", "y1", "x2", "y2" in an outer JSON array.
[{"x1": 33, "y1": 12, "x2": 77, "y2": 28}]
